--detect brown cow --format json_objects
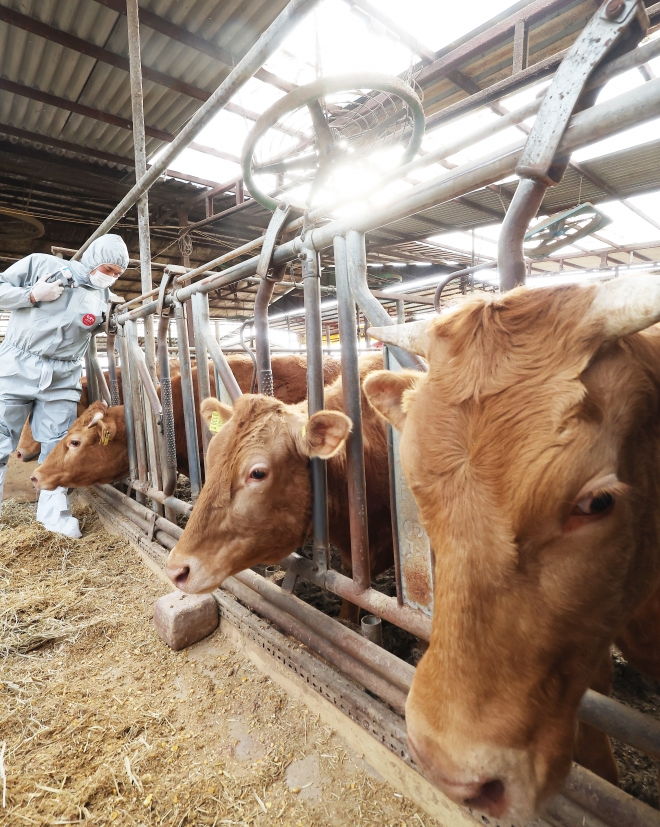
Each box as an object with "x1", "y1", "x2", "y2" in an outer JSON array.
[
  {"x1": 31, "y1": 355, "x2": 340, "y2": 489},
  {"x1": 362, "y1": 277, "x2": 660, "y2": 821},
  {"x1": 165, "y1": 354, "x2": 393, "y2": 621},
  {"x1": 16, "y1": 360, "x2": 184, "y2": 462}
]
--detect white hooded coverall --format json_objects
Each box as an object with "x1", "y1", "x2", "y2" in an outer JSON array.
[{"x1": 0, "y1": 234, "x2": 129, "y2": 536}]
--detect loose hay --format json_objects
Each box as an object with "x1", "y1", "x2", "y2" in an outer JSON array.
[{"x1": 0, "y1": 500, "x2": 439, "y2": 827}]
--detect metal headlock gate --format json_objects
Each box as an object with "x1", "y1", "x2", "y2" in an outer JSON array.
[{"x1": 71, "y1": 0, "x2": 660, "y2": 825}]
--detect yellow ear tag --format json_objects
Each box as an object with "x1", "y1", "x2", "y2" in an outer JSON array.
[
  {"x1": 100, "y1": 430, "x2": 111, "y2": 446},
  {"x1": 301, "y1": 424, "x2": 306, "y2": 439},
  {"x1": 209, "y1": 410, "x2": 224, "y2": 433}
]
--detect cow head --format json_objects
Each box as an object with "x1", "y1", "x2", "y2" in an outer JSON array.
[
  {"x1": 31, "y1": 401, "x2": 128, "y2": 489},
  {"x1": 166, "y1": 394, "x2": 351, "y2": 593},
  {"x1": 363, "y1": 276, "x2": 660, "y2": 822}
]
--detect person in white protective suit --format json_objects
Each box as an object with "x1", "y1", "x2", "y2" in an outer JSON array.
[{"x1": 0, "y1": 234, "x2": 129, "y2": 537}]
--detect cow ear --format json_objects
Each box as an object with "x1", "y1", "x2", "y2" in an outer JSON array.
[
  {"x1": 297, "y1": 411, "x2": 352, "y2": 459},
  {"x1": 200, "y1": 397, "x2": 233, "y2": 434},
  {"x1": 363, "y1": 370, "x2": 421, "y2": 431}
]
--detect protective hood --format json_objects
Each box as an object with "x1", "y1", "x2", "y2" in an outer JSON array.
[{"x1": 73, "y1": 234, "x2": 129, "y2": 288}]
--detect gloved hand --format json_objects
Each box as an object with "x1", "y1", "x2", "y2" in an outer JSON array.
[{"x1": 30, "y1": 274, "x2": 64, "y2": 303}]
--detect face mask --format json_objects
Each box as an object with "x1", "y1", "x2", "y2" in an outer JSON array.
[{"x1": 89, "y1": 269, "x2": 119, "y2": 289}]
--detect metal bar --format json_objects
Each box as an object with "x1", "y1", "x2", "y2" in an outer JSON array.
[
  {"x1": 0, "y1": 77, "x2": 173, "y2": 142},
  {"x1": 280, "y1": 553, "x2": 431, "y2": 640},
  {"x1": 94, "y1": 484, "x2": 182, "y2": 543},
  {"x1": 106, "y1": 330, "x2": 121, "y2": 406},
  {"x1": 155, "y1": 316, "x2": 178, "y2": 498},
  {"x1": 173, "y1": 301, "x2": 202, "y2": 501},
  {"x1": 83, "y1": 350, "x2": 99, "y2": 404},
  {"x1": 253, "y1": 277, "x2": 277, "y2": 395},
  {"x1": 234, "y1": 569, "x2": 414, "y2": 692},
  {"x1": 345, "y1": 230, "x2": 425, "y2": 372},
  {"x1": 0, "y1": 4, "x2": 213, "y2": 108},
  {"x1": 578, "y1": 689, "x2": 660, "y2": 762},
  {"x1": 90, "y1": 0, "x2": 296, "y2": 93},
  {"x1": 116, "y1": 327, "x2": 138, "y2": 485},
  {"x1": 125, "y1": 321, "x2": 149, "y2": 503},
  {"x1": 72, "y1": 0, "x2": 322, "y2": 260},
  {"x1": 334, "y1": 235, "x2": 371, "y2": 593},
  {"x1": 119, "y1": 74, "x2": 660, "y2": 322},
  {"x1": 127, "y1": 0, "x2": 161, "y2": 505},
  {"x1": 498, "y1": 178, "x2": 549, "y2": 291},
  {"x1": 222, "y1": 575, "x2": 408, "y2": 715},
  {"x1": 302, "y1": 247, "x2": 330, "y2": 576},
  {"x1": 131, "y1": 345, "x2": 162, "y2": 417},
  {"x1": 563, "y1": 764, "x2": 660, "y2": 827},
  {"x1": 346, "y1": 0, "x2": 436, "y2": 62},
  {"x1": 191, "y1": 293, "x2": 213, "y2": 460},
  {"x1": 123, "y1": 479, "x2": 191, "y2": 515},
  {"x1": 90, "y1": 338, "x2": 112, "y2": 406},
  {"x1": 384, "y1": 346, "x2": 403, "y2": 607},
  {"x1": 204, "y1": 332, "x2": 243, "y2": 404},
  {"x1": 0, "y1": 122, "x2": 135, "y2": 167}
]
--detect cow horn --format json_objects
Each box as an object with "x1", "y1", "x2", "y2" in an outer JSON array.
[
  {"x1": 87, "y1": 411, "x2": 104, "y2": 429},
  {"x1": 367, "y1": 319, "x2": 433, "y2": 357},
  {"x1": 592, "y1": 272, "x2": 660, "y2": 339}
]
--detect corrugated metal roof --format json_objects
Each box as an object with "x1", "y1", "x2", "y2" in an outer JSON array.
[{"x1": 0, "y1": 0, "x2": 290, "y2": 167}]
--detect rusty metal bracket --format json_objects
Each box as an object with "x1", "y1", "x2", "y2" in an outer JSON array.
[
  {"x1": 157, "y1": 267, "x2": 176, "y2": 317},
  {"x1": 256, "y1": 201, "x2": 291, "y2": 278},
  {"x1": 516, "y1": 0, "x2": 648, "y2": 184}
]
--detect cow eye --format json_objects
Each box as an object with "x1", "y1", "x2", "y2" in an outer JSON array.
[
  {"x1": 575, "y1": 492, "x2": 614, "y2": 516},
  {"x1": 248, "y1": 466, "x2": 268, "y2": 481},
  {"x1": 69, "y1": 439, "x2": 81, "y2": 448}
]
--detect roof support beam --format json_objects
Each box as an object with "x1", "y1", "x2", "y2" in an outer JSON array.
[
  {"x1": 0, "y1": 77, "x2": 173, "y2": 142},
  {"x1": 0, "y1": 123, "x2": 134, "y2": 167},
  {"x1": 417, "y1": 0, "x2": 572, "y2": 88},
  {"x1": 90, "y1": 0, "x2": 296, "y2": 93}
]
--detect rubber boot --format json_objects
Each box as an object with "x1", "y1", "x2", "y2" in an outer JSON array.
[{"x1": 36, "y1": 486, "x2": 81, "y2": 539}]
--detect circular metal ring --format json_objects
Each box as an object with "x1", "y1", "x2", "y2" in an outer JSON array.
[{"x1": 241, "y1": 72, "x2": 426, "y2": 212}]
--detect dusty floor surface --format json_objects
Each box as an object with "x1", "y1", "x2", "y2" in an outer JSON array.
[{"x1": 0, "y1": 498, "x2": 440, "y2": 827}]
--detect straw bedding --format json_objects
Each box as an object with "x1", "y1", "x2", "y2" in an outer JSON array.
[{"x1": 0, "y1": 499, "x2": 436, "y2": 827}]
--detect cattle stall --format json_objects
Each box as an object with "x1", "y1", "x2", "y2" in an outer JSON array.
[{"x1": 8, "y1": 0, "x2": 660, "y2": 824}]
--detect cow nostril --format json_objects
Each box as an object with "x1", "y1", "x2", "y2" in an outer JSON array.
[
  {"x1": 30, "y1": 475, "x2": 38, "y2": 484},
  {"x1": 174, "y1": 566, "x2": 190, "y2": 588},
  {"x1": 464, "y1": 779, "x2": 506, "y2": 816},
  {"x1": 16, "y1": 450, "x2": 23, "y2": 460}
]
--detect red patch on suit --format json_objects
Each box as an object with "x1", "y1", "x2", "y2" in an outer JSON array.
[{"x1": 82, "y1": 314, "x2": 96, "y2": 327}]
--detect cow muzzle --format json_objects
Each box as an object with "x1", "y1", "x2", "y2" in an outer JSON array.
[{"x1": 406, "y1": 717, "x2": 540, "y2": 825}]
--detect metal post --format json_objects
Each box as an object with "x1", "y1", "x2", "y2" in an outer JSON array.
[
  {"x1": 174, "y1": 300, "x2": 202, "y2": 501},
  {"x1": 85, "y1": 337, "x2": 101, "y2": 403},
  {"x1": 191, "y1": 292, "x2": 212, "y2": 461},
  {"x1": 253, "y1": 276, "x2": 277, "y2": 395},
  {"x1": 117, "y1": 326, "x2": 138, "y2": 487},
  {"x1": 334, "y1": 235, "x2": 371, "y2": 592},
  {"x1": 344, "y1": 230, "x2": 424, "y2": 371},
  {"x1": 156, "y1": 314, "x2": 178, "y2": 499},
  {"x1": 302, "y1": 247, "x2": 329, "y2": 575},
  {"x1": 127, "y1": 0, "x2": 162, "y2": 511},
  {"x1": 125, "y1": 320, "x2": 149, "y2": 504}
]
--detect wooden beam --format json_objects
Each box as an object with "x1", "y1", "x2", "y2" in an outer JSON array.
[
  {"x1": 90, "y1": 0, "x2": 296, "y2": 93},
  {"x1": 512, "y1": 19, "x2": 530, "y2": 73}
]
